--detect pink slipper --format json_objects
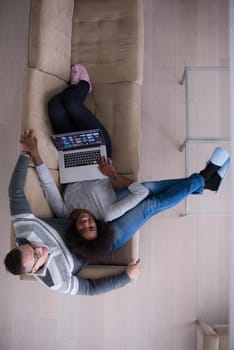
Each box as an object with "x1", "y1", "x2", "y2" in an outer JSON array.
[{"x1": 70, "y1": 64, "x2": 92, "y2": 92}]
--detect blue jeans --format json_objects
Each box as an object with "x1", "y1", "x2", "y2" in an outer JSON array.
[
  {"x1": 48, "y1": 81, "x2": 112, "y2": 157},
  {"x1": 110, "y1": 173, "x2": 204, "y2": 251}
]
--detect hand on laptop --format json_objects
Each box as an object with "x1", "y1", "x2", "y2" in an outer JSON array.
[
  {"x1": 98, "y1": 156, "x2": 118, "y2": 179},
  {"x1": 20, "y1": 128, "x2": 43, "y2": 166},
  {"x1": 98, "y1": 156, "x2": 135, "y2": 187}
]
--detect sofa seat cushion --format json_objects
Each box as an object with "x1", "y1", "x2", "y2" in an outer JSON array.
[
  {"x1": 71, "y1": 0, "x2": 144, "y2": 84},
  {"x1": 92, "y1": 82, "x2": 140, "y2": 176},
  {"x1": 29, "y1": 0, "x2": 74, "y2": 81},
  {"x1": 21, "y1": 69, "x2": 66, "y2": 169}
]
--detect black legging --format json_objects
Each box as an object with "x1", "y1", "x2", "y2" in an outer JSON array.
[{"x1": 48, "y1": 80, "x2": 112, "y2": 157}]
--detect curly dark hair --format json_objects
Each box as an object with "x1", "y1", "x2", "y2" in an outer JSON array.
[{"x1": 66, "y1": 220, "x2": 115, "y2": 264}]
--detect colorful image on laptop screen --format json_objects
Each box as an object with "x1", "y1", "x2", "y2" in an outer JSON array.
[{"x1": 52, "y1": 130, "x2": 104, "y2": 151}]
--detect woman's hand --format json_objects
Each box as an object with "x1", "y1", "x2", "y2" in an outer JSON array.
[
  {"x1": 98, "y1": 156, "x2": 118, "y2": 179},
  {"x1": 99, "y1": 156, "x2": 134, "y2": 187}
]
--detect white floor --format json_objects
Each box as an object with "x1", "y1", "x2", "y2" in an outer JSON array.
[{"x1": 0, "y1": 0, "x2": 230, "y2": 349}]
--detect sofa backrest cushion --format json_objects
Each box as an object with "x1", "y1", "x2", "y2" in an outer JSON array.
[
  {"x1": 29, "y1": 0, "x2": 74, "y2": 81},
  {"x1": 71, "y1": 0, "x2": 144, "y2": 84}
]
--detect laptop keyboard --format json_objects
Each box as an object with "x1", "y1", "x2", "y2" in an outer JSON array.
[{"x1": 64, "y1": 150, "x2": 101, "y2": 168}]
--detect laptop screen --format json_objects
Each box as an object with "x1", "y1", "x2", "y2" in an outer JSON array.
[{"x1": 51, "y1": 129, "x2": 104, "y2": 151}]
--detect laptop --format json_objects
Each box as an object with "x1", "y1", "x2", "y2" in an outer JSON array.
[{"x1": 51, "y1": 129, "x2": 107, "y2": 183}]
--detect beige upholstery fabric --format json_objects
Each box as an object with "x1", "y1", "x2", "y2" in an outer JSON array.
[
  {"x1": 92, "y1": 82, "x2": 140, "y2": 176},
  {"x1": 196, "y1": 321, "x2": 229, "y2": 350},
  {"x1": 21, "y1": 68, "x2": 67, "y2": 169},
  {"x1": 72, "y1": 0, "x2": 144, "y2": 84},
  {"x1": 29, "y1": 0, "x2": 74, "y2": 81}
]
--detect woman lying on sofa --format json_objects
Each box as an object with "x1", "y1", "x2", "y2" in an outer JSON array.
[
  {"x1": 21, "y1": 128, "x2": 230, "y2": 264},
  {"x1": 47, "y1": 64, "x2": 149, "y2": 222},
  {"x1": 19, "y1": 65, "x2": 230, "y2": 264}
]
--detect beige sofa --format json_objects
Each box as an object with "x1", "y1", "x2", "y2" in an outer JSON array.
[
  {"x1": 13, "y1": 0, "x2": 144, "y2": 279},
  {"x1": 196, "y1": 320, "x2": 229, "y2": 350}
]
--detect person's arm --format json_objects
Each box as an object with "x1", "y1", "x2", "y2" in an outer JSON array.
[
  {"x1": 105, "y1": 181, "x2": 149, "y2": 221},
  {"x1": 74, "y1": 259, "x2": 141, "y2": 296},
  {"x1": 20, "y1": 129, "x2": 68, "y2": 218},
  {"x1": 19, "y1": 129, "x2": 42, "y2": 166},
  {"x1": 8, "y1": 153, "x2": 32, "y2": 216},
  {"x1": 98, "y1": 156, "x2": 135, "y2": 187},
  {"x1": 98, "y1": 157, "x2": 149, "y2": 221},
  {"x1": 35, "y1": 164, "x2": 68, "y2": 217}
]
